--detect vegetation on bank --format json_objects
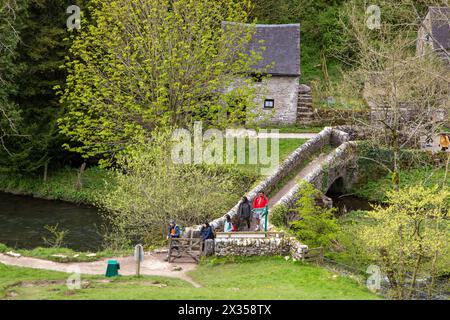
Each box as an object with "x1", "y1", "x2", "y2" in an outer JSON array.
[
  {"x1": 352, "y1": 167, "x2": 448, "y2": 203},
  {"x1": 0, "y1": 256, "x2": 380, "y2": 300},
  {"x1": 0, "y1": 243, "x2": 131, "y2": 263},
  {"x1": 0, "y1": 167, "x2": 111, "y2": 205}
]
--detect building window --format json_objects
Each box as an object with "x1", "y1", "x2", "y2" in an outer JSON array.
[{"x1": 264, "y1": 99, "x2": 275, "y2": 109}]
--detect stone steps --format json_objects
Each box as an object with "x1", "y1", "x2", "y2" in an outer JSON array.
[{"x1": 297, "y1": 84, "x2": 314, "y2": 123}]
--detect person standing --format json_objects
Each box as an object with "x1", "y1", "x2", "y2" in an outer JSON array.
[
  {"x1": 237, "y1": 196, "x2": 252, "y2": 231},
  {"x1": 224, "y1": 214, "x2": 234, "y2": 232},
  {"x1": 439, "y1": 133, "x2": 450, "y2": 152},
  {"x1": 252, "y1": 192, "x2": 268, "y2": 231},
  {"x1": 165, "y1": 219, "x2": 181, "y2": 261}
]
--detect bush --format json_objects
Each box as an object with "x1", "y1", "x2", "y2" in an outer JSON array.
[
  {"x1": 289, "y1": 181, "x2": 339, "y2": 249},
  {"x1": 270, "y1": 204, "x2": 289, "y2": 227}
]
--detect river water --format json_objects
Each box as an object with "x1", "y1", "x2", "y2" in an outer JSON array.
[{"x1": 0, "y1": 192, "x2": 103, "y2": 251}]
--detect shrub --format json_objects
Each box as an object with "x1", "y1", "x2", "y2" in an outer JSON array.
[
  {"x1": 270, "y1": 204, "x2": 289, "y2": 227},
  {"x1": 289, "y1": 181, "x2": 339, "y2": 249}
]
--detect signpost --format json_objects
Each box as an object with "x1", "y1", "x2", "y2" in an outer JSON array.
[
  {"x1": 134, "y1": 244, "x2": 144, "y2": 277},
  {"x1": 264, "y1": 205, "x2": 268, "y2": 232}
]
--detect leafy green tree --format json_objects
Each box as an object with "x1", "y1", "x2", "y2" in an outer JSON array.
[
  {"x1": 290, "y1": 180, "x2": 339, "y2": 249},
  {"x1": 98, "y1": 128, "x2": 247, "y2": 248},
  {"x1": 359, "y1": 185, "x2": 450, "y2": 300},
  {"x1": 59, "y1": 0, "x2": 264, "y2": 166}
]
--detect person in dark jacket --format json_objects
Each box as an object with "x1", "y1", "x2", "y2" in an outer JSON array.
[
  {"x1": 168, "y1": 219, "x2": 181, "y2": 238},
  {"x1": 237, "y1": 196, "x2": 252, "y2": 231},
  {"x1": 201, "y1": 222, "x2": 214, "y2": 240},
  {"x1": 200, "y1": 222, "x2": 215, "y2": 252}
]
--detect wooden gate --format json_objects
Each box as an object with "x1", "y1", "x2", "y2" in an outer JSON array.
[{"x1": 168, "y1": 237, "x2": 203, "y2": 263}]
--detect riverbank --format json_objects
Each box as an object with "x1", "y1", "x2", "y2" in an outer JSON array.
[
  {"x1": 0, "y1": 167, "x2": 112, "y2": 205},
  {"x1": 0, "y1": 243, "x2": 133, "y2": 263}
]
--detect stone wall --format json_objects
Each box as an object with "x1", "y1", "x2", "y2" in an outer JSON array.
[
  {"x1": 214, "y1": 236, "x2": 308, "y2": 258},
  {"x1": 252, "y1": 76, "x2": 299, "y2": 125}
]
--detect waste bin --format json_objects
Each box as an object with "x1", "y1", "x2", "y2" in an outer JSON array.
[{"x1": 105, "y1": 260, "x2": 120, "y2": 277}]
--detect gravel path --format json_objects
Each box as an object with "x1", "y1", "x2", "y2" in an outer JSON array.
[{"x1": 0, "y1": 251, "x2": 201, "y2": 288}]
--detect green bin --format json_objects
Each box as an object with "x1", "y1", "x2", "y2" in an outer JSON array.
[{"x1": 105, "y1": 260, "x2": 120, "y2": 277}]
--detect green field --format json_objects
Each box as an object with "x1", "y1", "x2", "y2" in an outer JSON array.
[{"x1": 0, "y1": 257, "x2": 380, "y2": 300}]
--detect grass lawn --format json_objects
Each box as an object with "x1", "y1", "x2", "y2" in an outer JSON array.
[
  {"x1": 0, "y1": 256, "x2": 380, "y2": 300},
  {"x1": 227, "y1": 138, "x2": 307, "y2": 177}
]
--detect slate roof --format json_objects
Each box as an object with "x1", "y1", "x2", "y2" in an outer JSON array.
[
  {"x1": 428, "y1": 7, "x2": 450, "y2": 50},
  {"x1": 223, "y1": 22, "x2": 301, "y2": 76}
]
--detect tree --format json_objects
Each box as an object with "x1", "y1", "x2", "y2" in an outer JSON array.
[
  {"x1": 0, "y1": 0, "x2": 25, "y2": 157},
  {"x1": 359, "y1": 185, "x2": 450, "y2": 300},
  {"x1": 0, "y1": 0, "x2": 87, "y2": 173},
  {"x1": 98, "y1": 128, "x2": 247, "y2": 248},
  {"x1": 333, "y1": 0, "x2": 450, "y2": 191},
  {"x1": 289, "y1": 180, "x2": 339, "y2": 249},
  {"x1": 59, "y1": 0, "x2": 264, "y2": 166}
]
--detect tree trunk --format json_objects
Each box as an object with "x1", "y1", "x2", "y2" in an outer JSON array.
[
  {"x1": 75, "y1": 162, "x2": 86, "y2": 190},
  {"x1": 43, "y1": 161, "x2": 48, "y2": 182}
]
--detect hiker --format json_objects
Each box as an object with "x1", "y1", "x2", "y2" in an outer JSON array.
[
  {"x1": 252, "y1": 192, "x2": 269, "y2": 231},
  {"x1": 201, "y1": 222, "x2": 215, "y2": 252},
  {"x1": 224, "y1": 214, "x2": 234, "y2": 232},
  {"x1": 165, "y1": 219, "x2": 181, "y2": 261},
  {"x1": 439, "y1": 133, "x2": 450, "y2": 152},
  {"x1": 237, "y1": 196, "x2": 252, "y2": 231}
]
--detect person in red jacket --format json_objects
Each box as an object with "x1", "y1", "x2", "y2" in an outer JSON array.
[{"x1": 252, "y1": 192, "x2": 268, "y2": 231}]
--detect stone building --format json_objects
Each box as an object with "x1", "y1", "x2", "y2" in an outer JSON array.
[
  {"x1": 243, "y1": 23, "x2": 302, "y2": 125},
  {"x1": 416, "y1": 7, "x2": 450, "y2": 64},
  {"x1": 416, "y1": 6, "x2": 450, "y2": 125}
]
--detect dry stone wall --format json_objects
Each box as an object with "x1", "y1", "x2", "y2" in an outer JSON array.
[{"x1": 214, "y1": 236, "x2": 308, "y2": 258}]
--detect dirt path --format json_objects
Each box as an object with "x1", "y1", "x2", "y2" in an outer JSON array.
[
  {"x1": 269, "y1": 153, "x2": 330, "y2": 207},
  {"x1": 0, "y1": 251, "x2": 201, "y2": 288}
]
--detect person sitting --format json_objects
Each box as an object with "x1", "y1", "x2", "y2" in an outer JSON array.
[
  {"x1": 224, "y1": 214, "x2": 234, "y2": 232},
  {"x1": 237, "y1": 196, "x2": 252, "y2": 231},
  {"x1": 252, "y1": 192, "x2": 269, "y2": 231}
]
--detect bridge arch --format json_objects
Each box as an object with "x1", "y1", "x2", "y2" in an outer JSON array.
[{"x1": 326, "y1": 176, "x2": 345, "y2": 195}]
